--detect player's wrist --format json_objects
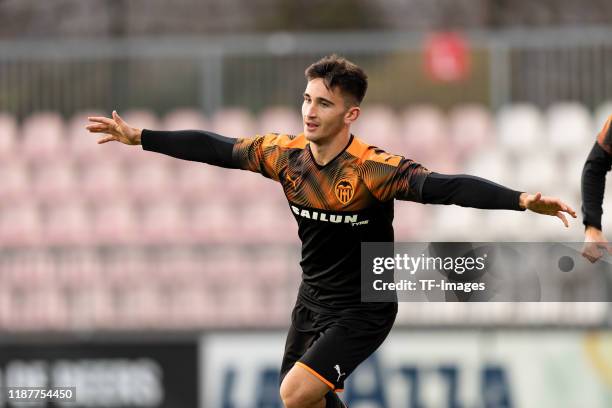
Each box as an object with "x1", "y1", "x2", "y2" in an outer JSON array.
[
  {"x1": 132, "y1": 128, "x2": 142, "y2": 145},
  {"x1": 585, "y1": 225, "x2": 603, "y2": 237},
  {"x1": 518, "y1": 192, "x2": 528, "y2": 210}
]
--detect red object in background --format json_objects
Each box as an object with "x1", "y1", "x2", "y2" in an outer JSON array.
[{"x1": 424, "y1": 32, "x2": 471, "y2": 82}]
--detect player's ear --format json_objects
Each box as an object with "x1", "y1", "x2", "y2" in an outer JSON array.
[{"x1": 345, "y1": 106, "x2": 360, "y2": 125}]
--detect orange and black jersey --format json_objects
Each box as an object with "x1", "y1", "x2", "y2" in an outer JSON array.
[
  {"x1": 142, "y1": 129, "x2": 524, "y2": 311},
  {"x1": 583, "y1": 115, "x2": 612, "y2": 230}
]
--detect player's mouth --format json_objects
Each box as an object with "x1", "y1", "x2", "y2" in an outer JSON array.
[{"x1": 305, "y1": 122, "x2": 319, "y2": 131}]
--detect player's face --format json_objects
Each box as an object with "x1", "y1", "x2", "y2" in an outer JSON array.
[{"x1": 302, "y1": 78, "x2": 357, "y2": 143}]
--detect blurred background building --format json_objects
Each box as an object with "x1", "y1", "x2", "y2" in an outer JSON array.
[{"x1": 1, "y1": 1, "x2": 612, "y2": 407}]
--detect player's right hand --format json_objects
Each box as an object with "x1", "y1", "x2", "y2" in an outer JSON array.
[
  {"x1": 86, "y1": 110, "x2": 142, "y2": 145},
  {"x1": 582, "y1": 226, "x2": 612, "y2": 263}
]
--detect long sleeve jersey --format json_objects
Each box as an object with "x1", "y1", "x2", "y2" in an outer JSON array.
[
  {"x1": 142, "y1": 129, "x2": 523, "y2": 312},
  {"x1": 582, "y1": 115, "x2": 612, "y2": 230}
]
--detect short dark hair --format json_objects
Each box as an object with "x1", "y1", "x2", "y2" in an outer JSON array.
[{"x1": 305, "y1": 54, "x2": 368, "y2": 106}]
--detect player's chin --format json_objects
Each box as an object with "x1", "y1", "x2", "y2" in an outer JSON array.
[{"x1": 304, "y1": 128, "x2": 322, "y2": 142}]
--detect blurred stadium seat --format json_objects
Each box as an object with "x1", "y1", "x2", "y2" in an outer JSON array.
[
  {"x1": 212, "y1": 107, "x2": 257, "y2": 138},
  {"x1": 258, "y1": 106, "x2": 302, "y2": 135},
  {"x1": 352, "y1": 105, "x2": 403, "y2": 153},
  {"x1": 448, "y1": 104, "x2": 493, "y2": 163},
  {"x1": 400, "y1": 105, "x2": 458, "y2": 173},
  {"x1": 162, "y1": 108, "x2": 210, "y2": 131},
  {"x1": 20, "y1": 112, "x2": 65, "y2": 162},
  {"x1": 0, "y1": 112, "x2": 18, "y2": 160},
  {"x1": 545, "y1": 102, "x2": 593, "y2": 156},
  {"x1": 0, "y1": 158, "x2": 30, "y2": 203},
  {"x1": 496, "y1": 104, "x2": 545, "y2": 156}
]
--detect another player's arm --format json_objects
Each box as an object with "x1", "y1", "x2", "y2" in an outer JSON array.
[{"x1": 581, "y1": 116, "x2": 612, "y2": 262}]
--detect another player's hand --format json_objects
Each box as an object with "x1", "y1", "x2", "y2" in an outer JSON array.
[
  {"x1": 519, "y1": 192, "x2": 577, "y2": 227},
  {"x1": 582, "y1": 226, "x2": 611, "y2": 263},
  {"x1": 86, "y1": 110, "x2": 142, "y2": 145}
]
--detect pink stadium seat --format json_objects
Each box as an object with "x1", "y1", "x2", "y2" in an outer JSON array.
[
  {"x1": 153, "y1": 248, "x2": 201, "y2": 285},
  {"x1": 139, "y1": 199, "x2": 188, "y2": 244},
  {"x1": 69, "y1": 288, "x2": 115, "y2": 329},
  {"x1": 117, "y1": 287, "x2": 165, "y2": 329},
  {"x1": 162, "y1": 108, "x2": 209, "y2": 131},
  {"x1": 42, "y1": 200, "x2": 92, "y2": 246},
  {"x1": 0, "y1": 289, "x2": 10, "y2": 328},
  {"x1": 79, "y1": 160, "x2": 125, "y2": 201},
  {"x1": 223, "y1": 169, "x2": 284, "y2": 204},
  {"x1": 496, "y1": 104, "x2": 544, "y2": 154},
  {"x1": 31, "y1": 159, "x2": 79, "y2": 204},
  {"x1": 0, "y1": 158, "x2": 30, "y2": 203},
  {"x1": 188, "y1": 201, "x2": 238, "y2": 243},
  {"x1": 175, "y1": 161, "x2": 222, "y2": 202},
  {"x1": 212, "y1": 107, "x2": 256, "y2": 138},
  {"x1": 463, "y1": 148, "x2": 512, "y2": 186},
  {"x1": 429, "y1": 206, "x2": 481, "y2": 241},
  {"x1": 0, "y1": 201, "x2": 42, "y2": 247},
  {"x1": 258, "y1": 106, "x2": 302, "y2": 136},
  {"x1": 352, "y1": 105, "x2": 403, "y2": 153},
  {"x1": 448, "y1": 104, "x2": 493, "y2": 163},
  {"x1": 54, "y1": 249, "x2": 102, "y2": 290},
  {"x1": 545, "y1": 102, "x2": 593, "y2": 155},
  {"x1": 237, "y1": 201, "x2": 297, "y2": 243},
  {"x1": 400, "y1": 106, "x2": 458, "y2": 173},
  {"x1": 90, "y1": 200, "x2": 139, "y2": 245},
  {"x1": 0, "y1": 113, "x2": 18, "y2": 159},
  {"x1": 393, "y1": 201, "x2": 429, "y2": 241},
  {"x1": 167, "y1": 286, "x2": 215, "y2": 328},
  {"x1": 514, "y1": 152, "x2": 561, "y2": 193},
  {"x1": 200, "y1": 248, "x2": 251, "y2": 285},
  {"x1": 15, "y1": 289, "x2": 68, "y2": 331},
  {"x1": 251, "y1": 247, "x2": 292, "y2": 286},
  {"x1": 103, "y1": 249, "x2": 149, "y2": 289},
  {"x1": 20, "y1": 112, "x2": 65, "y2": 162},
  {"x1": 126, "y1": 159, "x2": 175, "y2": 202},
  {"x1": 1, "y1": 249, "x2": 56, "y2": 289}
]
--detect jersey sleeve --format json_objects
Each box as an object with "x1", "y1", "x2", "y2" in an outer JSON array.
[
  {"x1": 361, "y1": 150, "x2": 431, "y2": 203},
  {"x1": 597, "y1": 115, "x2": 612, "y2": 155},
  {"x1": 232, "y1": 133, "x2": 301, "y2": 182}
]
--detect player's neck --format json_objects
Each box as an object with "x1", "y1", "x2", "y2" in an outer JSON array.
[{"x1": 309, "y1": 129, "x2": 351, "y2": 166}]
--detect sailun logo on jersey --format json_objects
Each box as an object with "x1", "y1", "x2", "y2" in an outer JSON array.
[
  {"x1": 334, "y1": 179, "x2": 355, "y2": 205},
  {"x1": 290, "y1": 205, "x2": 369, "y2": 226}
]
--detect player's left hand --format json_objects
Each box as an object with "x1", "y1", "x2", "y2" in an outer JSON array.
[{"x1": 519, "y1": 192, "x2": 577, "y2": 227}]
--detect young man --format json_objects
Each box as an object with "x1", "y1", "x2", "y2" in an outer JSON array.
[
  {"x1": 582, "y1": 115, "x2": 612, "y2": 262},
  {"x1": 87, "y1": 55, "x2": 576, "y2": 408}
]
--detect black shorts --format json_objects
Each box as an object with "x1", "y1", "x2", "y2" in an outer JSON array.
[{"x1": 279, "y1": 299, "x2": 397, "y2": 392}]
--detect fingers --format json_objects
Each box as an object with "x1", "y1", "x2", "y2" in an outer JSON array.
[
  {"x1": 582, "y1": 248, "x2": 601, "y2": 263},
  {"x1": 563, "y1": 203, "x2": 577, "y2": 218},
  {"x1": 533, "y1": 192, "x2": 542, "y2": 202},
  {"x1": 85, "y1": 123, "x2": 110, "y2": 133},
  {"x1": 556, "y1": 211, "x2": 569, "y2": 228},
  {"x1": 112, "y1": 110, "x2": 125, "y2": 125},
  {"x1": 97, "y1": 135, "x2": 116, "y2": 144},
  {"x1": 87, "y1": 116, "x2": 115, "y2": 126}
]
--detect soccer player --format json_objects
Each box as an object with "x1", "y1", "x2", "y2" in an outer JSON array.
[
  {"x1": 582, "y1": 115, "x2": 612, "y2": 263},
  {"x1": 87, "y1": 55, "x2": 576, "y2": 408}
]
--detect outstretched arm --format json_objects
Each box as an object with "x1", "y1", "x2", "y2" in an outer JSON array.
[
  {"x1": 581, "y1": 142, "x2": 612, "y2": 262},
  {"x1": 86, "y1": 111, "x2": 238, "y2": 168},
  {"x1": 421, "y1": 173, "x2": 576, "y2": 227}
]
